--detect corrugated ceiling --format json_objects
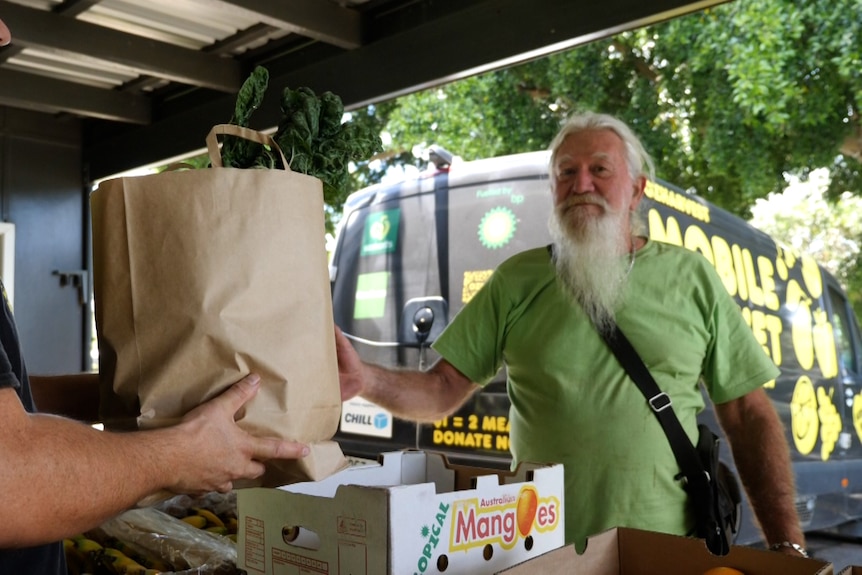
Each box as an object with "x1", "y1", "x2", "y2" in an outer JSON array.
[{"x1": 0, "y1": 0, "x2": 730, "y2": 178}]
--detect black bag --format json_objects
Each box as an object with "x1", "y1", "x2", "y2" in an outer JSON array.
[
  {"x1": 598, "y1": 325, "x2": 743, "y2": 555},
  {"x1": 691, "y1": 424, "x2": 743, "y2": 554}
]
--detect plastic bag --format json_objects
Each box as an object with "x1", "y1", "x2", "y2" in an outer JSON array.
[{"x1": 95, "y1": 505, "x2": 237, "y2": 575}]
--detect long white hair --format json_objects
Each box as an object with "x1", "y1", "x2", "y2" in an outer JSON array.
[{"x1": 548, "y1": 112, "x2": 654, "y2": 238}]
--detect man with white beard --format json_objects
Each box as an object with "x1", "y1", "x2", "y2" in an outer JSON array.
[
  {"x1": 548, "y1": 174, "x2": 641, "y2": 337},
  {"x1": 335, "y1": 112, "x2": 806, "y2": 557}
]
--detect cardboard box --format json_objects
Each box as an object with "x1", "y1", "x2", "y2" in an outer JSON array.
[
  {"x1": 498, "y1": 527, "x2": 833, "y2": 575},
  {"x1": 837, "y1": 568, "x2": 862, "y2": 575},
  {"x1": 237, "y1": 450, "x2": 564, "y2": 574}
]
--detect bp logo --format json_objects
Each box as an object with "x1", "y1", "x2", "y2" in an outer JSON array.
[{"x1": 478, "y1": 206, "x2": 517, "y2": 249}]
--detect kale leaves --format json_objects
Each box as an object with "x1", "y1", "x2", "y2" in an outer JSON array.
[{"x1": 220, "y1": 66, "x2": 383, "y2": 202}]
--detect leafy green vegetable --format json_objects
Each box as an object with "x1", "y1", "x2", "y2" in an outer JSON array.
[
  {"x1": 220, "y1": 66, "x2": 383, "y2": 201},
  {"x1": 221, "y1": 66, "x2": 271, "y2": 169}
]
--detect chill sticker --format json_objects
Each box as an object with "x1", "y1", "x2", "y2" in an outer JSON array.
[
  {"x1": 478, "y1": 207, "x2": 517, "y2": 249},
  {"x1": 361, "y1": 210, "x2": 400, "y2": 256},
  {"x1": 340, "y1": 398, "x2": 393, "y2": 438},
  {"x1": 353, "y1": 272, "x2": 389, "y2": 319}
]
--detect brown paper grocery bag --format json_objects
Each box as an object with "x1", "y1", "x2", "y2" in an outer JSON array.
[{"x1": 91, "y1": 124, "x2": 348, "y2": 487}]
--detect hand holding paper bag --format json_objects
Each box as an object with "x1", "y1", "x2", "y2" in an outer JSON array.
[
  {"x1": 164, "y1": 373, "x2": 312, "y2": 494},
  {"x1": 91, "y1": 124, "x2": 348, "y2": 487}
]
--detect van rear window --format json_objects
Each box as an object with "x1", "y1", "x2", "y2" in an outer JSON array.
[{"x1": 331, "y1": 172, "x2": 552, "y2": 368}]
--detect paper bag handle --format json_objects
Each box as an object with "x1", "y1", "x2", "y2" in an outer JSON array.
[{"x1": 206, "y1": 124, "x2": 290, "y2": 170}]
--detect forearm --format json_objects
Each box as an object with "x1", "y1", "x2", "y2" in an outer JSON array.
[
  {"x1": 0, "y1": 413, "x2": 181, "y2": 546},
  {"x1": 1, "y1": 374, "x2": 306, "y2": 547},
  {"x1": 336, "y1": 327, "x2": 478, "y2": 422},
  {"x1": 360, "y1": 360, "x2": 478, "y2": 422},
  {"x1": 716, "y1": 390, "x2": 805, "y2": 547}
]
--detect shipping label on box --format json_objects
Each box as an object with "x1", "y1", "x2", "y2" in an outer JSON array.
[
  {"x1": 498, "y1": 527, "x2": 834, "y2": 575},
  {"x1": 237, "y1": 450, "x2": 565, "y2": 574}
]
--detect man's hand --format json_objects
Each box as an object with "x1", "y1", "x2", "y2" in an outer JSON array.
[
  {"x1": 334, "y1": 325, "x2": 478, "y2": 422},
  {"x1": 167, "y1": 374, "x2": 309, "y2": 494},
  {"x1": 335, "y1": 326, "x2": 365, "y2": 401},
  {"x1": 0, "y1": 373, "x2": 310, "y2": 545}
]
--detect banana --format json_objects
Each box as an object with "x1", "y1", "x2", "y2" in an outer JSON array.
[
  {"x1": 191, "y1": 507, "x2": 225, "y2": 528},
  {"x1": 137, "y1": 553, "x2": 172, "y2": 571},
  {"x1": 226, "y1": 516, "x2": 239, "y2": 533},
  {"x1": 101, "y1": 547, "x2": 150, "y2": 574},
  {"x1": 110, "y1": 539, "x2": 139, "y2": 559},
  {"x1": 72, "y1": 535, "x2": 104, "y2": 554},
  {"x1": 66, "y1": 535, "x2": 101, "y2": 574},
  {"x1": 67, "y1": 533, "x2": 168, "y2": 575},
  {"x1": 63, "y1": 539, "x2": 88, "y2": 575},
  {"x1": 181, "y1": 514, "x2": 208, "y2": 529},
  {"x1": 108, "y1": 538, "x2": 171, "y2": 572},
  {"x1": 205, "y1": 525, "x2": 229, "y2": 536}
]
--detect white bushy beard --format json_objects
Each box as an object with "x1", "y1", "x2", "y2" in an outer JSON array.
[{"x1": 548, "y1": 196, "x2": 632, "y2": 336}]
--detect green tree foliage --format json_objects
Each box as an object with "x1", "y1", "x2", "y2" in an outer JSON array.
[
  {"x1": 339, "y1": 0, "x2": 862, "y2": 307},
  {"x1": 750, "y1": 170, "x2": 862, "y2": 317},
  {"x1": 352, "y1": 0, "x2": 861, "y2": 222},
  {"x1": 657, "y1": 0, "x2": 862, "y2": 213}
]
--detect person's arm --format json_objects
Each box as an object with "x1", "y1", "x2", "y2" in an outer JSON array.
[
  {"x1": 714, "y1": 387, "x2": 807, "y2": 556},
  {"x1": 336, "y1": 326, "x2": 479, "y2": 422},
  {"x1": 0, "y1": 374, "x2": 309, "y2": 547},
  {"x1": 29, "y1": 373, "x2": 100, "y2": 422}
]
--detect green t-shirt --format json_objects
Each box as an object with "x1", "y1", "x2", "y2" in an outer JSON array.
[{"x1": 432, "y1": 239, "x2": 779, "y2": 550}]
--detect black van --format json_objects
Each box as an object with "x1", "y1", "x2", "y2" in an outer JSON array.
[{"x1": 329, "y1": 149, "x2": 862, "y2": 543}]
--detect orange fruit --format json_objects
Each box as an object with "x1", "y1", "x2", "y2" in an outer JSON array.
[
  {"x1": 516, "y1": 487, "x2": 538, "y2": 537},
  {"x1": 703, "y1": 568, "x2": 746, "y2": 575}
]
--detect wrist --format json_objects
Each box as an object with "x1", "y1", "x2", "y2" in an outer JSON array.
[{"x1": 769, "y1": 541, "x2": 809, "y2": 558}]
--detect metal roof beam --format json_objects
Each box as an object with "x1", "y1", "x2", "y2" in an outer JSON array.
[
  {"x1": 219, "y1": 0, "x2": 362, "y2": 49},
  {"x1": 84, "y1": 0, "x2": 730, "y2": 179},
  {"x1": 54, "y1": 0, "x2": 105, "y2": 18},
  {"x1": 0, "y1": 0, "x2": 242, "y2": 92},
  {"x1": 0, "y1": 68, "x2": 150, "y2": 124}
]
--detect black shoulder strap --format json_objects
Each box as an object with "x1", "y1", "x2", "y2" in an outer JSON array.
[{"x1": 600, "y1": 326, "x2": 709, "y2": 489}]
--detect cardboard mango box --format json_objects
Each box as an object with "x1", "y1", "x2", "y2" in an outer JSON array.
[
  {"x1": 237, "y1": 450, "x2": 564, "y2": 574},
  {"x1": 498, "y1": 527, "x2": 834, "y2": 575}
]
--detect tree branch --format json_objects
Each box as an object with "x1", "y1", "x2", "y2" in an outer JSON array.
[
  {"x1": 839, "y1": 121, "x2": 862, "y2": 164},
  {"x1": 611, "y1": 39, "x2": 659, "y2": 83}
]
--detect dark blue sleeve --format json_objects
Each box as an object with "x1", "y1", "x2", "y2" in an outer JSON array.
[
  {"x1": 0, "y1": 280, "x2": 27, "y2": 402},
  {"x1": 0, "y1": 310, "x2": 20, "y2": 391}
]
